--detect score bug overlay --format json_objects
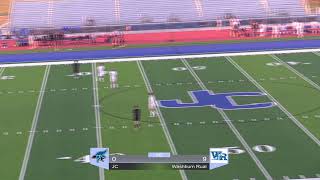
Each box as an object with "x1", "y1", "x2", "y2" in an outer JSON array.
[{"x1": 87, "y1": 147, "x2": 229, "y2": 170}]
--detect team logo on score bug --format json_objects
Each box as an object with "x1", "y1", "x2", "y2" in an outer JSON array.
[
  {"x1": 90, "y1": 148, "x2": 109, "y2": 169},
  {"x1": 91, "y1": 150, "x2": 107, "y2": 163},
  {"x1": 209, "y1": 148, "x2": 228, "y2": 165},
  {"x1": 210, "y1": 148, "x2": 228, "y2": 163}
]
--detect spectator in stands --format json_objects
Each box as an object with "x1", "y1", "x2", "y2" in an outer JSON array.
[
  {"x1": 292, "y1": 21, "x2": 299, "y2": 35},
  {"x1": 309, "y1": 21, "x2": 319, "y2": 34},
  {"x1": 279, "y1": 23, "x2": 287, "y2": 36},
  {"x1": 125, "y1": 25, "x2": 132, "y2": 31},
  {"x1": 251, "y1": 21, "x2": 259, "y2": 37},
  {"x1": 119, "y1": 31, "x2": 125, "y2": 47},
  {"x1": 216, "y1": 17, "x2": 223, "y2": 29},
  {"x1": 297, "y1": 22, "x2": 304, "y2": 38},
  {"x1": 28, "y1": 35, "x2": 35, "y2": 49}
]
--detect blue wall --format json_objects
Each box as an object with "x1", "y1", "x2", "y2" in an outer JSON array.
[{"x1": 0, "y1": 39, "x2": 319, "y2": 64}]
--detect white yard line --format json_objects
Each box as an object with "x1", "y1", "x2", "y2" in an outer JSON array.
[
  {"x1": 137, "y1": 61, "x2": 188, "y2": 180},
  {"x1": 0, "y1": 67, "x2": 5, "y2": 77},
  {"x1": 270, "y1": 54, "x2": 320, "y2": 91},
  {"x1": 1, "y1": 48, "x2": 320, "y2": 68},
  {"x1": 313, "y1": 52, "x2": 320, "y2": 56},
  {"x1": 18, "y1": 65, "x2": 50, "y2": 180},
  {"x1": 92, "y1": 63, "x2": 105, "y2": 180},
  {"x1": 290, "y1": 178, "x2": 320, "y2": 180},
  {"x1": 181, "y1": 58, "x2": 272, "y2": 180},
  {"x1": 227, "y1": 56, "x2": 320, "y2": 147}
]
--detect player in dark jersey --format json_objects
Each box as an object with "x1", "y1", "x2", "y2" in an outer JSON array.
[
  {"x1": 132, "y1": 105, "x2": 141, "y2": 128},
  {"x1": 73, "y1": 61, "x2": 80, "y2": 79}
]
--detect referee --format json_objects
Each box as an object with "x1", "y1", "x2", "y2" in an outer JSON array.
[{"x1": 132, "y1": 105, "x2": 141, "y2": 128}]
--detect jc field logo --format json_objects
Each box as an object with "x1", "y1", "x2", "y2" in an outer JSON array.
[{"x1": 159, "y1": 90, "x2": 275, "y2": 110}]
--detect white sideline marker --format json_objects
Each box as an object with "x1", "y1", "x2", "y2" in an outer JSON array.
[{"x1": 288, "y1": 178, "x2": 320, "y2": 180}]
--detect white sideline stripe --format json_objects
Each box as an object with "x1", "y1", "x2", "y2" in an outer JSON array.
[
  {"x1": 19, "y1": 65, "x2": 50, "y2": 180},
  {"x1": 289, "y1": 178, "x2": 320, "y2": 180},
  {"x1": 271, "y1": 54, "x2": 320, "y2": 92},
  {"x1": 1, "y1": 48, "x2": 320, "y2": 68},
  {"x1": 181, "y1": 58, "x2": 272, "y2": 180},
  {"x1": 137, "y1": 61, "x2": 188, "y2": 180},
  {"x1": 227, "y1": 57, "x2": 320, "y2": 147},
  {"x1": 92, "y1": 63, "x2": 105, "y2": 180}
]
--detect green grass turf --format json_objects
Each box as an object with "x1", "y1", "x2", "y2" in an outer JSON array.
[
  {"x1": 276, "y1": 52, "x2": 320, "y2": 84},
  {"x1": 2, "y1": 52, "x2": 320, "y2": 180},
  {"x1": 1, "y1": 36, "x2": 320, "y2": 55},
  {"x1": 141, "y1": 60, "x2": 266, "y2": 180},
  {"x1": 0, "y1": 66, "x2": 45, "y2": 180},
  {"x1": 97, "y1": 61, "x2": 181, "y2": 180},
  {"x1": 24, "y1": 65, "x2": 99, "y2": 180},
  {"x1": 233, "y1": 54, "x2": 320, "y2": 139},
  {"x1": 187, "y1": 57, "x2": 320, "y2": 179}
]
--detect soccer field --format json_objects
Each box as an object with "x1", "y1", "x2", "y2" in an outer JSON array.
[{"x1": 1, "y1": 52, "x2": 320, "y2": 180}]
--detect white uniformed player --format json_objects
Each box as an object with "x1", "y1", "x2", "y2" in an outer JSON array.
[
  {"x1": 109, "y1": 69, "x2": 118, "y2": 88},
  {"x1": 259, "y1": 23, "x2": 266, "y2": 37},
  {"x1": 272, "y1": 24, "x2": 279, "y2": 38},
  {"x1": 292, "y1": 21, "x2": 299, "y2": 35},
  {"x1": 148, "y1": 92, "x2": 157, "y2": 117},
  {"x1": 97, "y1": 64, "x2": 105, "y2": 82},
  {"x1": 297, "y1": 22, "x2": 304, "y2": 38}
]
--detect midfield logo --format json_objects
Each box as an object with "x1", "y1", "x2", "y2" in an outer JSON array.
[{"x1": 159, "y1": 90, "x2": 275, "y2": 110}]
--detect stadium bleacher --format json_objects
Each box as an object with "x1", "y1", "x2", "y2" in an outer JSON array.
[
  {"x1": 10, "y1": 0, "x2": 114, "y2": 29},
  {"x1": 201, "y1": 0, "x2": 265, "y2": 19},
  {"x1": 120, "y1": 0, "x2": 199, "y2": 24},
  {"x1": 1, "y1": 0, "x2": 319, "y2": 51},
  {"x1": 265, "y1": 0, "x2": 305, "y2": 16},
  {"x1": 9, "y1": 0, "x2": 320, "y2": 30}
]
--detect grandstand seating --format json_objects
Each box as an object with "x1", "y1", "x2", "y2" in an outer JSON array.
[
  {"x1": 9, "y1": 0, "x2": 320, "y2": 30},
  {"x1": 119, "y1": 0, "x2": 200, "y2": 24},
  {"x1": 265, "y1": 0, "x2": 306, "y2": 17},
  {"x1": 201, "y1": 0, "x2": 266, "y2": 20},
  {"x1": 10, "y1": 0, "x2": 114, "y2": 29}
]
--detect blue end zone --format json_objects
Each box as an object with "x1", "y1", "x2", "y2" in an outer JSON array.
[{"x1": 0, "y1": 39, "x2": 320, "y2": 64}]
